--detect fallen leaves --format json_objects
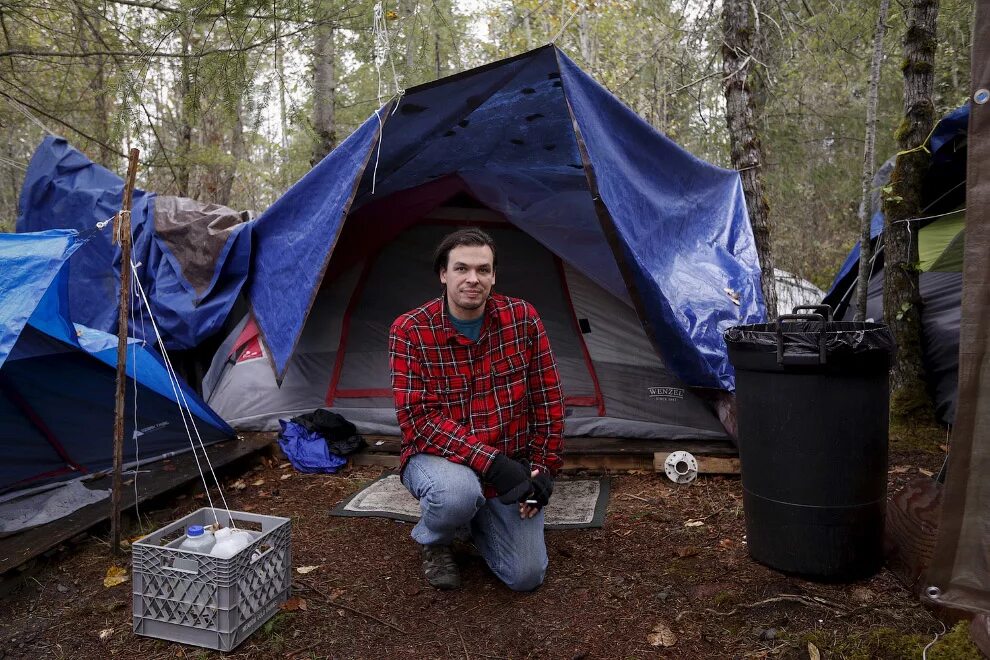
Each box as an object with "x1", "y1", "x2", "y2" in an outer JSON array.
[
  {"x1": 231, "y1": 480, "x2": 247, "y2": 490},
  {"x1": 251, "y1": 478, "x2": 265, "y2": 487},
  {"x1": 103, "y1": 565, "x2": 128, "y2": 588},
  {"x1": 296, "y1": 565, "x2": 319, "y2": 574},
  {"x1": 674, "y1": 545, "x2": 700, "y2": 558},
  {"x1": 718, "y1": 538, "x2": 735, "y2": 550},
  {"x1": 808, "y1": 642, "x2": 821, "y2": 660},
  {"x1": 647, "y1": 621, "x2": 677, "y2": 647},
  {"x1": 98, "y1": 628, "x2": 114, "y2": 641},
  {"x1": 889, "y1": 465, "x2": 911, "y2": 474},
  {"x1": 850, "y1": 586, "x2": 875, "y2": 603},
  {"x1": 280, "y1": 474, "x2": 293, "y2": 481},
  {"x1": 281, "y1": 596, "x2": 308, "y2": 612},
  {"x1": 684, "y1": 520, "x2": 705, "y2": 527}
]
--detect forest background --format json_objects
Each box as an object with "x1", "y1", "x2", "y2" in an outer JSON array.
[{"x1": 0, "y1": 0, "x2": 974, "y2": 290}]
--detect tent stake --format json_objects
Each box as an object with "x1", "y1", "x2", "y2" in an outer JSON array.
[{"x1": 110, "y1": 148, "x2": 140, "y2": 556}]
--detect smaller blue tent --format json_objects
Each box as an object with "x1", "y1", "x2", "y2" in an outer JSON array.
[{"x1": 0, "y1": 230, "x2": 234, "y2": 494}]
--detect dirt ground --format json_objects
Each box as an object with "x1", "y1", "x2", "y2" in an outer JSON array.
[{"x1": 0, "y1": 447, "x2": 982, "y2": 659}]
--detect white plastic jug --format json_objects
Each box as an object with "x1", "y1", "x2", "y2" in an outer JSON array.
[
  {"x1": 210, "y1": 528, "x2": 256, "y2": 559},
  {"x1": 177, "y1": 525, "x2": 215, "y2": 554}
]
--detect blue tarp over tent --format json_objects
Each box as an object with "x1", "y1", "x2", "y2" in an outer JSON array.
[
  {"x1": 17, "y1": 137, "x2": 253, "y2": 350},
  {"x1": 247, "y1": 45, "x2": 766, "y2": 391},
  {"x1": 0, "y1": 230, "x2": 234, "y2": 493}
]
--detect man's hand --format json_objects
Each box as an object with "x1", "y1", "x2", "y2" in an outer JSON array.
[
  {"x1": 519, "y1": 469, "x2": 552, "y2": 519},
  {"x1": 485, "y1": 454, "x2": 533, "y2": 504}
]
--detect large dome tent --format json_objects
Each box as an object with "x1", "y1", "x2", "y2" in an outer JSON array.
[{"x1": 204, "y1": 45, "x2": 767, "y2": 443}]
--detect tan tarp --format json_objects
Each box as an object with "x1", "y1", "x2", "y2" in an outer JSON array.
[
  {"x1": 154, "y1": 196, "x2": 252, "y2": 295},
  {"x1": 924, "y1": 1, "x2": 990, "y2": 614}
]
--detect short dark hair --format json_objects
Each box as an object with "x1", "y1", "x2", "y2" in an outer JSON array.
[{"x1": 432, "y1": 228, "x2": 498, "y2": 275}]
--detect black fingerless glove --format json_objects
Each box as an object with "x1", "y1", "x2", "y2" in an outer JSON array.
[
  {"x1": 529, "y1": 470, "x2": 554, "y2": 509},
  {"x1": 485, "y1": 454, "x2": 533, "y2": 504}
]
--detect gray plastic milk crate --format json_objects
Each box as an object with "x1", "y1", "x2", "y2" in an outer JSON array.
[{"x1": 132, "y1": 508, "x2": 292, "y2": 651}]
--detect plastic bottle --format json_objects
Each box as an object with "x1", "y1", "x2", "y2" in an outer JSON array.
[
  {"x1": 210, "y1": 528, "x2": 256, "y2": 559},
  {"x1": 177, "y1": 525, "x2": 216, "y2": 554}
]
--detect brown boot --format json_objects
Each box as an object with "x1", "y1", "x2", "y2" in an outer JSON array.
[{"x1": 421, "y1": 544, "x2": 461, "y2": 590}]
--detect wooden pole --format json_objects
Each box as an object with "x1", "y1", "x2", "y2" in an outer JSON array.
[{"x1": 110, "y1": 148, "x2": 140, "y2": 556}]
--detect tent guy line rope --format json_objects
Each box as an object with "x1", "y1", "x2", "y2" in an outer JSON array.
[
  {"x1": 128, "y1": 258, "x2": 236, "y2": 529},
  {"x1": 0, "y1": 155, "x2": 28, "y2": 171},
  {"x1": 1, "y1": 93, "x2": 53, "y2": 135},
  {"x1": 370, "y1": 1, "x2": 404, "y2": 195},
  {"x1": 551, "y1": 3, "x2": 584, "y2": 43},
  {"x1": 130, "y1": 271, "x2": 144, "y2": 530}
]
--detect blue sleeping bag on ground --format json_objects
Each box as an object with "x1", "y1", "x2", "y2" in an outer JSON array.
[{"x1": 277, "y1": 419, "x2": 347, "y2": 474}]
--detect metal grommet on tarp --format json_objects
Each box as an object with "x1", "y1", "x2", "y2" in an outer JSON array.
[
  {"x1": 975, "y1": 88, "x2": 990, "y2": 105},
  {"x1": 664, "y1": 451, "x2": 699, "y2": 484}
]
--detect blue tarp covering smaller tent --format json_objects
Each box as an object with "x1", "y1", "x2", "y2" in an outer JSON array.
[
  {"x1": 0, "y1": 230, "x2": 234, "y2": 494},
  {"x1": 17, "y1": 137, "x2": 253, "y2": 350}
]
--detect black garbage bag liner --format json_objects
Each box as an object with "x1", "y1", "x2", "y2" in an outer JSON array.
[{"x1": 725, "y1": 320, "x2": 895, "y2": 358}]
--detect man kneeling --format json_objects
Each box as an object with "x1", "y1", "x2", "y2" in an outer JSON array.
[{"x1": 388, "y1": 228, "x2": 564, "y2": 591}]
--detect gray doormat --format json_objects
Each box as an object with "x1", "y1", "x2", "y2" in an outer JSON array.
[{"x1": 331, "y1": 474, "x2": 609, "y2": 529}]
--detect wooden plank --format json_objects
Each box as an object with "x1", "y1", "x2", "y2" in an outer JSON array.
[
  {"x1": 361, "y1": 435, "x2": 737, "y2": 458},
  {"x1": 350, "y1": 453, "x2": 400, "y2": 469},
  {"x1": 352, "y1": 452, "x2": 654, "y2": 473},
  {"x1": 0, "y1": 433, "x2": 275, "y2": 575},
  {"x1": 884, "y1": 476, "x2": 942, "y2": 597},
  {"x1": 351, "y1": 452, "x2": 739, "y2": 475},
  {"x1": 559, "y1": 454, "x2": 653, "y2": 472},
  {"x1": 652, "y1": 453, "x2": 740, "y2": 475}
]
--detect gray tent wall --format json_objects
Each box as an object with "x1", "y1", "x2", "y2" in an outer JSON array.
[{"x1": 204, "y1": 214, "x2": 728, "y2": 442}]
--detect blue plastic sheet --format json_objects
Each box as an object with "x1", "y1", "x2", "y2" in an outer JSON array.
[{"x1": 277, "y1": 420, "x2": 347, "y2": 474}]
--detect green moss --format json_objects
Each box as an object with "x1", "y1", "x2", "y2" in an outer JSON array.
[
  {"x1": 801, "y1": 627, "x2": 929, "y2": 659},
  {"x1": 893, "y1": 118, "x2": 913, "y2": 146},
  {"x1": 713, "y1": 591, "x2": 735, "y2": 608},
  {"x1": 926, "y1": 621, "x2": 985, "y2": 659}
]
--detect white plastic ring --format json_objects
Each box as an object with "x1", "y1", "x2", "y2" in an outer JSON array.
[{"x1": 664, "y1": 451, "x2": 699, "y2": 484}]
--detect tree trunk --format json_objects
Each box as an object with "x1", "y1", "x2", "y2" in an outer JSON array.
[
  {"x1": 76, "y1": 6, "x2": 111, "y2": 168},
  {"x1": 883, "y1": 0, "x2": 939, "y2": 423},
  {"x1": 176, "y1": 26, "x2": 195, "y2": 197},
  {"x1": 400, "y1": 0, "x2": 415, "y2": 72},
  {"x1": 855, "y1": 0, "x2": 891, "y2": 321},
  {"x1": 311, "y1": 13, "x2": 336, "y2": 165},
  {"x1": 218, "y1": 99, "x2": 243, "y2": 206},
  {"x1": 722, "y1": 0, "x2": 778, "y2": 320},
  {"x1": 434, "y1": 25, "x2": 441, "y2": 79}
]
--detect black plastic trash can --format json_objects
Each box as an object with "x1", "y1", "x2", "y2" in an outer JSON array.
[{"x1": 724, "y1": 305, "x2": 894, "y2": 580}]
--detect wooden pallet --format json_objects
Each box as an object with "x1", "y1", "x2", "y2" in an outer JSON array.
[
  {"x1": 352, "y1": 435, "x2": 739, "y2": 474},
  {"x1": 0, "y1": 433, "x2": 275, "y2": 576}
]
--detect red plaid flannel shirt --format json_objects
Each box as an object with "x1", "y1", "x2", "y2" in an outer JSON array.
[{"x1": 389, "y1": 293, "x2": 565, "y2": 487}]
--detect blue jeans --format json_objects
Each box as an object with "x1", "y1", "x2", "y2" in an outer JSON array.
[{"x1": 401, "y1": 453, "x2": 548, "y2": 591}]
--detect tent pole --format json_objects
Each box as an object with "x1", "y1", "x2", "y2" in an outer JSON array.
[{"x1": 110, "y1": 148, "x2": 140, "y2": 556}]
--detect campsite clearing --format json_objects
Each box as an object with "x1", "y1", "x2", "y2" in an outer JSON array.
[{"x1": 0, "y1": 445, "x2": 977, "y2": 659}]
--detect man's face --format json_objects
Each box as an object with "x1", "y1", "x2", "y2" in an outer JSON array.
[{"x1": 440, "y1": 244, "x2": 496, "y2": 320}]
